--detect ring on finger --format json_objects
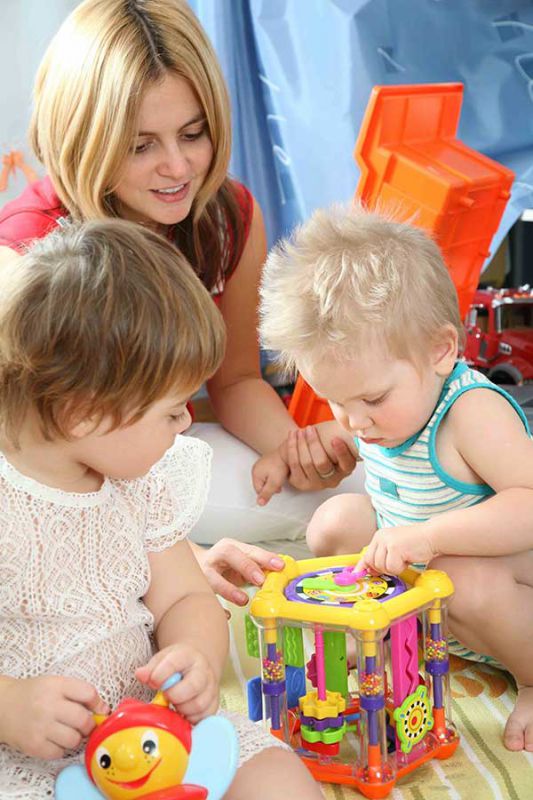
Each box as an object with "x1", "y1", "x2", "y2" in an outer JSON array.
[{"x1": 317, "y1": 466, "x2": 336, "y2": 480}]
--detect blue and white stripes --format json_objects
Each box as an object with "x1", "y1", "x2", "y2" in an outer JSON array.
[{"x1": 356, "y1": 362, "x2": 529, "y2": 530}]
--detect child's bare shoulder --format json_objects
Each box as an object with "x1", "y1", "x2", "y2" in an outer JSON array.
[{"x1": 447, "y1": 386, "x2": 527, "y2": 438}]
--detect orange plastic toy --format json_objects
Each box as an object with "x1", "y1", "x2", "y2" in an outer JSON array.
[{"x1": 288, "y1": 82, "x2": 514, "y2": 427}]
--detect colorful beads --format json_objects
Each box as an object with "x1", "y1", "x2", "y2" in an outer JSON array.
[
  {"x1": 360, "y1": 672, "x2": 383, "y2": 696},
  {"x1": 425, "y1": 637, "x2": 447, "y2": 661},
  {"x1": 263, "y1": 652, "x2": 284, "y2": 682}
]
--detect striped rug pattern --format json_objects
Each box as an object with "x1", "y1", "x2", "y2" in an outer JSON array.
[{"x1": 220, "y1": 601, "x2": 532, "y2": 800}]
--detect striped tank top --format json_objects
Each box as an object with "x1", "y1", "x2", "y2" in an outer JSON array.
[{"x1": 356, "y1": 362, "x2": 529, "y2": 529}]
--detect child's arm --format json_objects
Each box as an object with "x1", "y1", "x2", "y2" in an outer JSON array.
[
  {"x1": 428, "y1": 388, "x2": 533, "y2": 556},
  {"x1": 137, "y1": 538, "x2": 228, "y2": 722},
  {"x1": 358, "y1": 389, "x2": 533, "y2": 574}
]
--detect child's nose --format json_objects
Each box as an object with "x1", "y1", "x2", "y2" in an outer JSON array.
[{"x1": 348, "y1": 410, "x2": 372, "y2": 433}]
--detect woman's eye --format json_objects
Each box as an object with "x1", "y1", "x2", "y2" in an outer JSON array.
[
  {"x1": 181, "y1": 127, "x2": 206, "y2": 142},
  {"x1": 134, "y1": 141, "x2": 152, "y2": 154}
]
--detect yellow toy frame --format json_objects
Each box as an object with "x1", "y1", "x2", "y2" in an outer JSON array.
[{"x1": 250, "y1": 554, "x2": 459, "y2": 798}]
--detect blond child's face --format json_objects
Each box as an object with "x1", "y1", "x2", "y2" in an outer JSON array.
[
  {"x1": 113, "y1": 72, "x2": 213, "y2": 230},
  {"x1": 73, "y1": 393, "x2": 192, "y2": 480},
  {"x1": 302, "y1": 343, "x2": 453, "y2": 449}
]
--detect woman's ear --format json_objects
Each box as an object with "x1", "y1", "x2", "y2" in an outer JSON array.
[{"x1": 431, "y1": 324, "x2": 459, "y2": 376}]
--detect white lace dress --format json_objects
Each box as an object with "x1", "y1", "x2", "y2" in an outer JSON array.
[{"x1": 0, "y1": 436, "x2": 282, "y2": 799}]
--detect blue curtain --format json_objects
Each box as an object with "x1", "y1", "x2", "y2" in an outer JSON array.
[{"x1": 190, "y1": 0, "x2": 533, "y2": 260}]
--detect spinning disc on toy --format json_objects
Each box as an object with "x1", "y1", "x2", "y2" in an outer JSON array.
[
  {"x1": 393, "y1": 685, "x2": 433, "y2": 754},
  {"x1": 285, "y1": 567, "x2": 405, "y2": 607}
]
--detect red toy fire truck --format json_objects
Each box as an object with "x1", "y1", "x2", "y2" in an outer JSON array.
[{"x1": 464, "y1": 286, "x2": 533, "y2": 384}]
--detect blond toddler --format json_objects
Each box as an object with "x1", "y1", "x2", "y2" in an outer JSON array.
[{"x1": 259, "y1": 204, "x2": 533, "y2": 753}]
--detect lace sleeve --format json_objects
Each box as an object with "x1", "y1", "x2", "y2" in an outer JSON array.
[{"x1": 143, "y1": 436, "x2": 212, "y2": 552}]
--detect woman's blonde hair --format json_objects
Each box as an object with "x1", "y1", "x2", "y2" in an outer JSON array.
[
  {"x1": 0, "y1": 219, "x2": 225, "y2": 446},
  {"x1": 29, "y1": 0, "x2": 243, "y2": 289},
  {"x1": 259, "y1": 204, "x2": 465, "y2": 376}
]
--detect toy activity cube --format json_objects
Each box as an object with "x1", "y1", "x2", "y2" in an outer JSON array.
[{"x1": 249, "y1": 555, "x2": 459, "y2": 798}]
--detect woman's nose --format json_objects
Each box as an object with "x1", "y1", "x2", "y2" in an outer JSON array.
[{"x1": 158, "y1": 143, "x2": 189, "y2": 178}]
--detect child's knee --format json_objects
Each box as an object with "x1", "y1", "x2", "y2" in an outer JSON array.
[
  {"x1": 306, "y1": 493, "x2": 373, "y2": 556},
  {"x1": 431, "y1": 555, "x2": 507, "y2": 621},
  {"x1": 306, "y1": 495, "x2": 351, "y2": 555},
  {"x1": 226, "y1": 747, "x2": 323, "y2": 798}
]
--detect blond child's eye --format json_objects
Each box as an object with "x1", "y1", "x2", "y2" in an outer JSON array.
[
  {"x1": 366, "y1": 395, "x2": 387, "y2": 406},
  {"x1": 169, "y1": 412, "x2": 186, "y2": 422}
]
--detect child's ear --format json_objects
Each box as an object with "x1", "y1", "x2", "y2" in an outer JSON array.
[
  {"x1": 68, "y1": 417, "x2": 98, "y2": 439},
  {"x1": 431, "y1": 324, "x2": 459, "y2": 376}
]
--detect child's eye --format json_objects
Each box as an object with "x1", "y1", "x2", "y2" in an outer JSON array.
[
  {"x1": 366, "y1": 394, "x2": 387, "y2": 406},
  {"x1": 169, "y1": 412, "x2": 187, "y2": 423}
]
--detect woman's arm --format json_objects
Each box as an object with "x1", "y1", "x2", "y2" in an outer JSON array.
[
  {"x1": 208, "y1": 199, "x2": 357, "y2": 496},
  {"x1": 207, "y1": 200, "x2": 296, "y2": 455}
]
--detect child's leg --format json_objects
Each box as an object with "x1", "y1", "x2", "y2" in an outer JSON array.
[
  {"x1": 306, "y1": 493, "x2": 377, "y2": 556},
  {"x1": 431, "y1": 552, "x2": 533, "y2": 750},
  {"x1": 224, "y1": 747, "x2": 324, "y2": 799}
]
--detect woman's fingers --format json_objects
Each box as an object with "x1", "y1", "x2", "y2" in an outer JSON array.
[
  {"x1": 304, "y1": 426, "x2": 336, "y2": 477},
  {"x1": 330, "y1": 437, "x2": 358, "y2": 475}
]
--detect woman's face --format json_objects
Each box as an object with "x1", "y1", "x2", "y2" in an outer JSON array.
[{"x1": 113, "y1": 72, "x2": 214, "y2": 229}]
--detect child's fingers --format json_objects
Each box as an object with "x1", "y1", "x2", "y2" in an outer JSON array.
[
  {"x1": 62, "y1": 678, "x2": 109, "y2": 715},
  {"x1": 49, "y1": 721, "x2": 84, "y2": 753},
  {"x1": 164, "y1": 668, "x2": 212, "y2": 708},
  {"x1": 58, "y1": 700, "x2": 98, "y2": 738},
  {"x1": 176, "y1": 687, "x2": 219, "y2": 723},
  {"x1": 256, "y1": 474, "x2": 282, "y2": 506},
  {"x1": 252, "y1": 469, "x2": 267, "y2": 495},
  {"x1": 138, "y1": 646, "x2": 198, "y2": 692}
]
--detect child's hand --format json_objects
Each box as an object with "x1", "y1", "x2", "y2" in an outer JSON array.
[
  {"x1": 356, "y1": 524, "x2": 438, "y2": 575},
  {"x1": 252, "y1": 448, "x2": 290, "y2": 506},
  {"x1": 136, "y1": 643, "x2": 219, "y2": 723},
  {"x1": 0, "y1": 675, "x2": 108, "y2": 759}
]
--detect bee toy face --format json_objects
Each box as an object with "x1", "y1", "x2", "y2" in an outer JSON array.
[
  {"x1": 85, "y1": 696, "x2": 193, "y2": 800},
  {"x1": 89, "y1": 724, "x2": 189, "y2": 799}
]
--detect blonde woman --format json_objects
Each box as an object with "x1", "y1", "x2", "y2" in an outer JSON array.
[{"x1": 0, "y1": 0, "x2": 362, "y2": 603}]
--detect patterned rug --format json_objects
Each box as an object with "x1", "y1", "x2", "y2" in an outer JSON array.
[{"x1": 220, "y1": 599, "x2": 532, "y2": 800}]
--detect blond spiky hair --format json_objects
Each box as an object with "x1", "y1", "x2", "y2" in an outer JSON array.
[{"x1": 259, "y1": 203, "x2": 464, "y2": 376}]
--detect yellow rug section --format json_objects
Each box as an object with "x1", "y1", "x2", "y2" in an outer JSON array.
[{"x1": 220, "y1": 600, "x2": 532, "y2": 800}]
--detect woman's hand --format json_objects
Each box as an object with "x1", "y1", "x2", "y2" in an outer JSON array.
[
  {"x1": 195, "y1": 539, "x2": 285, "y2": 606},
  {"x1": 0, "y1": 675, "x2": 108, "y2": 759},
  {"x1": 285, "y1": 425, "x2": 358, "y2": 492}
]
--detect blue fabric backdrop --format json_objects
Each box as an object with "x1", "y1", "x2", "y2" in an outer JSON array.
[{"x1": 189, "y1": 0, "x2": 533, "y2": 263}]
